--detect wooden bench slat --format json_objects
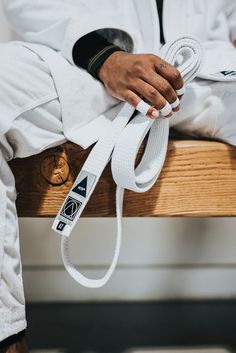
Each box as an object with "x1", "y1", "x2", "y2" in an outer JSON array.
[{"x1": 9, "y1": 140, "x2": 236, "y2": 217}]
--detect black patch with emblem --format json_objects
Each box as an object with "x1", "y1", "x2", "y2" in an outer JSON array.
[{"x1": 60, "y1": 196, "x2": 82, "y2": 221}]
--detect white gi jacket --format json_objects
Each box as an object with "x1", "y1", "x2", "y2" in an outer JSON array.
[{"x1": 2, "y1": 0, "x2": 236, "y2": 148}]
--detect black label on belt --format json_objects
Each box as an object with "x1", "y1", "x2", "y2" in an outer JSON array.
[
  {"x1": 60, "y1": 196, "x2": 82, "y2": 221},
  {"x1": 72, "y1": 177, "x2": 88, "y2": 197},
  {"x1": 72, "y1": 170, "x2": 96, "y2": 200}
]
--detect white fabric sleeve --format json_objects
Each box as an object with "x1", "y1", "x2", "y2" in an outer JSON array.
[
  {"x1": 226, "y1": 0, "x2": 236, "y2": 42},
  {"x1": 2, "y1": 0, "x2": 106, "y2": 64}
]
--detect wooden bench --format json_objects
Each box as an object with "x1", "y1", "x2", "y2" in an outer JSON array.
[{"x1": 9, "y1": 139, "x2": 236, "y2": 218}]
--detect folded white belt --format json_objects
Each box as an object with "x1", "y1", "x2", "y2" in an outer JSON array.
[{"x1": 52, "y1": 35, "x2": 204, "y2": 288}]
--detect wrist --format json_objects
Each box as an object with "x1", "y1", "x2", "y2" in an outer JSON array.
[
  {"x1": 88, "y1": 46, "x2": 125, "y2": 80},
  {"x1": 72, "y1": 31, "x2": 125, "y2": 80},
  {"x1": 97, "y1": 50, "x2": 128, "y2": 82}
]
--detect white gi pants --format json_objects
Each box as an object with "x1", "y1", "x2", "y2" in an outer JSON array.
[
  {"x1": 0, "y1": 42, "x2": 236, "y2": 342},
  {"x1": 0, "y1": 43, "x2": 66, "y2": 342}
]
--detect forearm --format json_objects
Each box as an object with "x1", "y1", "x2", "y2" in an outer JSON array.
[{"x1": 2, "y1": 0, "x2": 91, "y2": 63}]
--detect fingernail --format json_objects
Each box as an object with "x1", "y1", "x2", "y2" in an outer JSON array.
[
  {"x1": 173, "y1": 105, "x2": 180, "y2": 112},
  {"x1": 151, "y1": 110, "x2": 159, "y2": 119}
]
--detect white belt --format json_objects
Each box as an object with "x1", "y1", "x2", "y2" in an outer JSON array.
[{"x1": 52, "y1": 35, "x2": 204, "y2": 288}]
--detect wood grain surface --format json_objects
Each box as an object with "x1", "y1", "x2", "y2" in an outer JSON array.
[{"x1": 9, "y1": 140, "x2": 236, "y2": 217}]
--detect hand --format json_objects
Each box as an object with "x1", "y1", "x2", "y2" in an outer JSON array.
[
  {"x1": 98, "y1": 51, "x2": 184, "y2": 119},
  {"x1": 233, "y1": 39, "x2": 236, "y2": 48}
]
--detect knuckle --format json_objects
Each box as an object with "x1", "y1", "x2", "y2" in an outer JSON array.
[
  {"x1": 126, "y1": 67, "x2": 134, "y2": 77},
  {"x1": 147, "y1": 54, "x2": 157, "y2": 62},
  {"x1": 148, "y1": 89, "x2": 158, "y2": 98},
  {"x1": 153, "y1": 54, "x2": 161, "y2": 64},
  {"x1": 163, "y1": 84, "x2": 173, "y2": 96},
  {"x1": 172, "y1": 70, "x2": 182, "y2": 83},
  {"x1": 133, "y1": 61, "x2": 144, "y2": 76}
]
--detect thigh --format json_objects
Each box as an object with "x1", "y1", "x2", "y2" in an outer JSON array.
[
  {"x1": 1, "y1": 98, "x2": 67, "y2": 161},
  {"x1": 170, "y1": 79, "x2": 236, "y2": 146},
  {"x1": 0, "y1": 42, "x2": 58, "y2": 136}
]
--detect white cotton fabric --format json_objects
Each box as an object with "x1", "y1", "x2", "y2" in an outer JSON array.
[
  {"x1": 0, "y1": 39, "x2": 236, "y2": 339},
  {"x1": 0, "y1": 149, "x2": 26, "y2": 341},
  {"x1": 0, "y1": 97, "x2": 66, "y2": 341},
  {"x1": 0, "y1": 43, "x2": 58, "y2": 137},
  {"x1": 170, "y1": 79, "x2": 236, "y2": 146},
  {"x1": 1, "y1": 0, "x2": 236, "y2": 341},
  {"x1": 2, "y1": 0, "x2": 236, "y2": 148}
]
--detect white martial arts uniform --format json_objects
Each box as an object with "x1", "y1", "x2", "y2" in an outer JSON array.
[
  {"x1": 2, "y1": 0, "x2": 236, "y2": 147},
  {"x1": 1, "y1": 0, "x2": 236, "y2": 341},
  {"x1": 0, "y1": 43, "x2": 66, "y2": 341}
]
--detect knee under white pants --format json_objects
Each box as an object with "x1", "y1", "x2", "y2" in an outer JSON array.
[
  {"x1": 0, "y1": 43, "x2": 66, "y2": 341},
  {"x1": 0, "y1": 100, "x2": 66, "y2": 341},
  {"x1": 0, "y1": 42, "x2": 236, "y2": 342}
]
